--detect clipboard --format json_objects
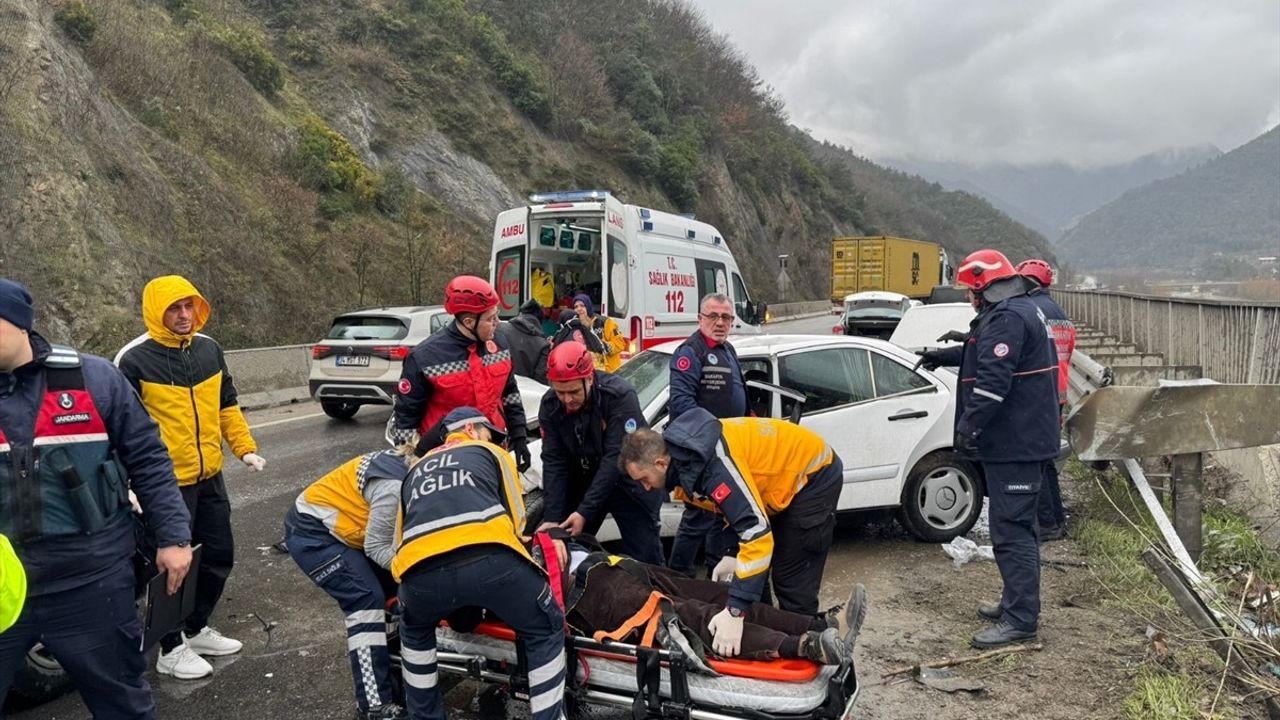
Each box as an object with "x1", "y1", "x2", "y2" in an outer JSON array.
[{"x1": 142, "y1": 544, "x2": 202, "y2": 651}]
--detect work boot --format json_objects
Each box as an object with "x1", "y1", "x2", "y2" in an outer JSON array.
[
  {"x1": 976, "y1": 603, "x2": 1002, "y2": 622},
  {"x1": 971, "y1": 621, "x2": 1037, "y2": 649},
  {"x1": 156, "y1": 643, "x2": 214, "y2": 680},
  {"x1": 184, "y1": 626, "x2": 243, "y2": 656},
  {"x1": 359, "y1": 704, "x2": 408, "y2": 720},
  {"x1": 798, "y1": 628, "x2": 849, "y2": 665},
  {"x1": 1039, "y1": 526, "x2": 1066, "y2": 542},
  {"x1": 843, "y1": 583, "x2": 867, "y2": 650}
]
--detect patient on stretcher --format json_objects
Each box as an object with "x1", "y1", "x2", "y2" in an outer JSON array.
[{"x1": 540, "y1": 542, "x2": 863, "y2": 668}]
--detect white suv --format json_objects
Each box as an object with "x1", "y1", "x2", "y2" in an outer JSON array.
[{"x1": 308, "y1": 306, "x2": 449, "y2": 419}]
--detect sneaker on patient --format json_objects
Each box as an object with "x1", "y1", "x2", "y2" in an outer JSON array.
[
  {"x1": 797, "y1": 628, "x2": 848, "y2": 665},
  {"x1": 184, "y1": 626, "x2": 243, "y2": 656}
]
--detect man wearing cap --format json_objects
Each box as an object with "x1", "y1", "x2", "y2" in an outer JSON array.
[
  {"x1": 572, "y1": 293, "x2": 626, "y2": 372},
  {"x1": 393, "y1": 407, "x2": 567, "y2": 720},
  {"x1": 496, "y1": 299, "x2": 550, "y2": 385},
  {"x1": 116, "y1": 274, "x2": 265, "y2": 679},
  {"x1": 537, "y1": 341, "x2": 663, "y2": 564},
  {"x1": 0, "y1": 278, "x2": 193, "y2": 717}
]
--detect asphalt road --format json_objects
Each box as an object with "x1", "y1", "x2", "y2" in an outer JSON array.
[{"x1": 17, "y1": 313, "x2": 847, "y2": 720}]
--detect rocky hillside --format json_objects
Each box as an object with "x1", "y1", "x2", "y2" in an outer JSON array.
[
  {"x1": 1059, "y1": 126, "x2": 1279, "y2": 270},
  {"x1": 0, "y1": 0, "x2": 1053, "y2": 352}
]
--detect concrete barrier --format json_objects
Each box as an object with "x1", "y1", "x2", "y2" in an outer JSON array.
[
  {"x1": 765, "y1": 301, "x2": 832, "y2": 322},
  {"x1": 224, "y1": 344, "x2": 312, "y2": 409}
]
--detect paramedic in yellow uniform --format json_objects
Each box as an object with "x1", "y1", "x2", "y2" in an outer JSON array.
[{"x1": 620, "y1": 408, "x2": 843, "y2": 657}]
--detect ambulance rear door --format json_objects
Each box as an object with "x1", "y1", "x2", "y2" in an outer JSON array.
[{"x1": 492, "y1": 207, "x2": 530, "y2": 320}]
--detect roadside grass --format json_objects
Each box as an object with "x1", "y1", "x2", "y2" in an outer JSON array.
[{"x1": 1066, "y1": 459, "x2": 1276, "y2": 717}]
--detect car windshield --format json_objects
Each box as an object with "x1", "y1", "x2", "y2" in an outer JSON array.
[
  {"x1": 326, "y1": 316, "x2": 408, "y2": 341},
  {"x1": 614, "y1": 350, "x2": 670, "y2": 411}
]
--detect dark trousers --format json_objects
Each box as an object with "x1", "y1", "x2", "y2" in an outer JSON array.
[
  {"x1": 1037, "y1": 460, "x2": 1065, "y2": 532},
  {"x1": 985, "y1": 461, "x2": 1042, "y2": 632},
  {"x1": 0, "y1": 561, "x2": 153, "y2": 719},
  {"x1": 668, "y1": 506, "x2": 739, "y2": 577},
  {"x1": 162, "y1": 472, "x2": 234, "y2": 651},
  {"x1": 572, "y1": 482, "x2": 664, "y2": 566},
  {"x1": 285, "y1": 509, "x2": 396, "y2": 713},
  {"x1": 399, "y1": 548, "x2": 566, "y2": 720},
  {"x1": 769, "y1": 459, "x2": 843, "y2": 615}
]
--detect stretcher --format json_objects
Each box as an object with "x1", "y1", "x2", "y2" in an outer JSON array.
[{"x1": 428, "y1": 619, "x2": 858, "y2": 720}]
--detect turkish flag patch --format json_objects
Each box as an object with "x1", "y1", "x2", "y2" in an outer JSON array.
[
  {"x1": 397, "y1": 378, "x2": 412, "y2": 395},
  {"x1": 711, "y1": 482, "x2": 731, "y2": 503},
  {"x1": 675, "y1": 355, "x2": 691, "y2": 372}
]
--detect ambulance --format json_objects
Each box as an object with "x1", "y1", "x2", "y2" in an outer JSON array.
[{"x1": 489, "y1": 190, "x2": 765, "y2": 356}]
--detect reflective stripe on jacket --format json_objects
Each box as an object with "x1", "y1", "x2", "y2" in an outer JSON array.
[
  {"x1": 392, "y1": 434, "x2": 530, "y2": 580},
  {"x1": 115, "y1": 276, "x2": 255, "y2": 485},
  {"x1": 295, "y1": 450, "x2": 407, "y2": 549}
]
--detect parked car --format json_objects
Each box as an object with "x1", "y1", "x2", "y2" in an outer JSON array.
[
  {"x1": 308, "y1": 306, "x2": 450, "y2": 419},
  {"x1": 521, "y1": 334, "x2": 985, "y2": 543},
  {"x1": 832, "y1": 291, "x2": 912, "y2": 339},
  {"x1": 888, "y1": 302, "x2": 976, "y2": 352}
]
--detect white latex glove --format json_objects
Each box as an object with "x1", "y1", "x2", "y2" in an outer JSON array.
[
  {"x1": 242, "y1": 452, "x2": 266, "y2": 472},
  {"x1": 711, "y1": 555, "x2": 737, "y2": 583},
  {"x1": 128, "y1": 489, "x2": 142, "y2": 515},
  {"x1": 708, "y1": 608, "x2": 744, "y2": 657}
]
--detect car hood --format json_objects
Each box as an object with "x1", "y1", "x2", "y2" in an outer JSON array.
[{"x1": 889, "y1": 303, "x2": 975, "y2": 352}]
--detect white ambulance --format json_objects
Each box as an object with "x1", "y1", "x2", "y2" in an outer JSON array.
[{"x1": 489, "y1": 190, "x2": 765, "y2": 356}]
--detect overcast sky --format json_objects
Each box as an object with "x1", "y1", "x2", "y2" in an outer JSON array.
[{"x1": 688, "y1": 0, "x2": 1280, "y2": 168}]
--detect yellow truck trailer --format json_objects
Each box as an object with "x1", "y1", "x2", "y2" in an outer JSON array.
[{"x1": 831, "y1": 236, "x2": 952, "y2": 302}]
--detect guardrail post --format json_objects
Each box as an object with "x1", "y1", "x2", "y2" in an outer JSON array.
[{"x1": 1171, "y1": 452, "x2": 1204, "y2": 562}]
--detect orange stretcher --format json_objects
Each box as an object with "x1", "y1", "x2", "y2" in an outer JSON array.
[{"x1": 428, "y1": 618, "x2": 859, "y2": 719}]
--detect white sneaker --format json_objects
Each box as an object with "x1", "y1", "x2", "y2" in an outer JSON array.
[
  {"x1": 184, "y1": 626, "x2": 243, "y2": 656},
  {"x1": 156, "y1": 644, "x2": 213, "y2": 680}
]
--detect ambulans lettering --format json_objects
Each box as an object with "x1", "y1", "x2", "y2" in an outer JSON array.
[{"x1": 500, "y1": 223, "x2": 525, "y2": 238}]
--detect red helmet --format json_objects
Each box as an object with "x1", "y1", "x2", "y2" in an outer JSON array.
[
  {"x1": 547, "y1": 341, "x2": 594, "y2": 382},
  {"x1": 444, "y1": 276, "x2": 498, "y2": 315},
  {"x1": 1016, "y1": 259, "x2": 1054, "y2": 287},
  {"x1": 956, "y1": 249, "x2": 1016, "y2": 292}
]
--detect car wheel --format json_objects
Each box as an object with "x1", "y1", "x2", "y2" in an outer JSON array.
[
  {"x1": 522, "y1": 488, "x2": 545, "y2": 536},
  {"x1": 897, "y1": 451, "x2": 984, "y2": 542},
  {"x1": 320, "y1": 400, "x2": 360, "y2": 420},
  {"x1": 6, "y1": 644, "x2": 73, "y2": 709}
]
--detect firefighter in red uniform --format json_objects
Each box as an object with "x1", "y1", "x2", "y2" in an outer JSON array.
[
  {"x1": 385, "y1": 276, "x2": 530, "y2": 470},
  {"x1": 1016, "y1": 259, "x2": 1075, "y2": 541}
]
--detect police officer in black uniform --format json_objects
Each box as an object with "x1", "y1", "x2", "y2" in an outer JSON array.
[
  {"x1": 0, "y1": 278, "x2": 193, "y2": 719},
  {"x1": 537, "y1": 341, "x2": 662, "y2": 564},
  {"x1": 667, "y1": 293, "x2": 747, "y2": 578},
  {"x1": 917, "y1": 250, "x2": 1060, "y2": 649}
]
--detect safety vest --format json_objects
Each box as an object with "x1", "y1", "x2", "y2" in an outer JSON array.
[
  {"x1": 416, "y1": 335, "x2": 515, "y2": 436},
  {"x1": 0, "y1": 534, "x2": 25, "y2": 632},
  {"x1": 295, "y1": 450, "x2": 406, "y2": 549},
  {"x1": 675, "y1": 417, "x2": 834, "y2": 515},
  {"x1": 0, "y1": 346, "x2": 130, "y2": 545},
  {"x1": 391, "y1": 435, "x2": 530, "y2": 580}
]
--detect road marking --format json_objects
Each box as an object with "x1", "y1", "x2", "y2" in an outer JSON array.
[{"x1": 250, "y1": 412, "x2": 325, "y2": 430}]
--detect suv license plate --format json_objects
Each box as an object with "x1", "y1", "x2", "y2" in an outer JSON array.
[{"x1": 335, "y1": 355, "x2": 370, "y2": 367}]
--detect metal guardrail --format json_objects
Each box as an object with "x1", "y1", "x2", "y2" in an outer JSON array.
[{"x1": 1053, "y1": 289, "x2": 1280, "y2": 384}]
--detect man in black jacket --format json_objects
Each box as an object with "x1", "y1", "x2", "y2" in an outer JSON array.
[
  {"x1": 0, "y1": 278, "x2": 193, "y2": 718},
  {"x1": 536, "y1": 341, "x2": 662, "y2": 564},
  {"x1": 497, "y1": 299, "x2": 550, "y2": 385}
]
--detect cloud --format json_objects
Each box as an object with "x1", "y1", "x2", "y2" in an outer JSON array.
[{"x1": 688, "y1": 0, "x2": 1280, "y2": 166}]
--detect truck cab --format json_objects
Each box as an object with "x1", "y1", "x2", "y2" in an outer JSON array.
[{"x1": 490, "y1": 190, "x2": 764, "y2": 358}]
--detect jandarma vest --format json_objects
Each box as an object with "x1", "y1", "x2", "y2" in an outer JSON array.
[{"x1": 0, "y1": 346, "x2": 130, "y2": 545}]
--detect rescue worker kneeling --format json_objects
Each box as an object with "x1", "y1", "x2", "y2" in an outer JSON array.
[
  {"x1": 551, "y1": 545, "x2": 860, "y2": 666},
  {"x1": 620, "y1": 408, "x2": 845, "y2": 657},
  {"x1": 393, "y1": 407, "x2": 568, "y2": 720},
  {"x1": 284, "y1": 448, "x2": 413, "y2": 720}
]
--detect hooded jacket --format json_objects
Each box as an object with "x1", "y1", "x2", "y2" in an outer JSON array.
[
  {"x1": 572, "y1": 294, "x2": 626, "y2": 372},
  {"x1": 497, "y1": 308, "x2": 550, "y2": 385},
  {"x1": 115, "y1": 275, "x2": 257, "y2": 486}
]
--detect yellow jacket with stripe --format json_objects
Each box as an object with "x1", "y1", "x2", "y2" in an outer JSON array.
[
  {"x1": 392, "y1": 433, "x2": 530, "y2": 581},
  {"x1": 295, "y1": 450, "x2": 408, "y2": 569},
  {"x1": 664, "y1": 409, "x2": 834, "y2": 610},
  {"x1": 588, "y1": 315, "x2": 627, "y2": 373},
  {"x1": 115, "y1": 275, "x2": 256, "y2": 486}
]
